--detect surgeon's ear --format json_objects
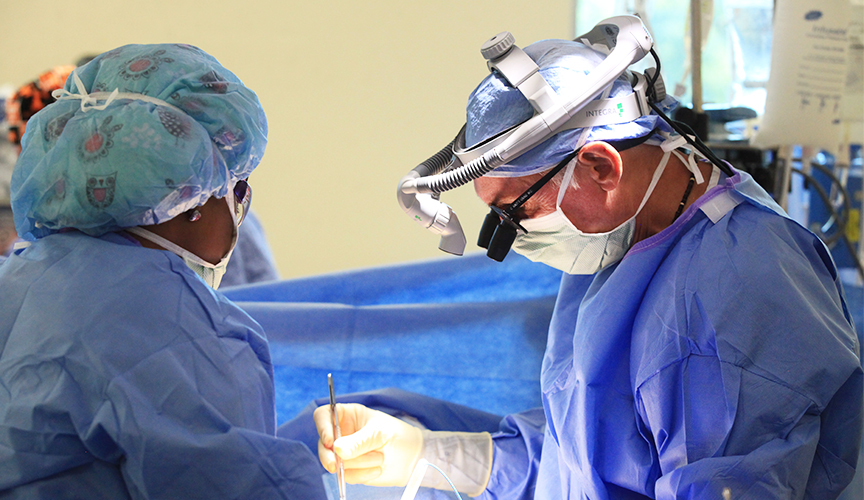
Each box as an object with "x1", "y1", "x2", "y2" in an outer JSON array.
[{"x1": 577, "y1": 142, "x2": 623, "y2": 192}]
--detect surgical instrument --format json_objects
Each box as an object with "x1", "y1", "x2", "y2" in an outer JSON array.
[{"x1": 328, "y1": 373, "x2": 346, "y2": 500}]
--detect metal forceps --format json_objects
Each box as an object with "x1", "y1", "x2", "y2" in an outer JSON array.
[{"x1": 328, "y1": 373, "x2": 347, "y2": 500}]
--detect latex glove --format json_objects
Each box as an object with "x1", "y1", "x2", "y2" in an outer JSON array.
[
  {"x1": 314, "y1": 403, "x2": 494, "y2": 496},
  {"x1": 314, "y1": 403, "x2": 423, "y2": 486}
]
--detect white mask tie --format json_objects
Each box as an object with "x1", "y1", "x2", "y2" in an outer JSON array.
[
  {"x1": 513, "y1": 145, "x2": 671, "y2": 275},
  {"x1": 660, "y1": 134, "x2": 706, "y2": 184},
  {"x1": 125, "y1": 192, "x2": 238, "y2": 289}
]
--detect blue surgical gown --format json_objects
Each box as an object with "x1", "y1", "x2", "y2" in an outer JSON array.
[
  {"x1": 481, "y1": 171, "x2": 863, "y2": 499},
  {"x1": 0, "y1": 231, "x2": 326, "y2": 499}
]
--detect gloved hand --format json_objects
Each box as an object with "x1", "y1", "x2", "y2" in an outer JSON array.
[
  {"x1": 314, "y1": 403, "x2": 494, "y2": 496},
  {"x1": 314, "y1": 403, "x2": 423, "y2": 486}
]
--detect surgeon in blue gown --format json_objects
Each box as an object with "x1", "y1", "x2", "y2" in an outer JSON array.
[
  {"x1": 0, "y1": 44, "x2": 326, "y2": 498},
  {"x1": 314, "y1": 38, "x2": 863, "y2": 499}
]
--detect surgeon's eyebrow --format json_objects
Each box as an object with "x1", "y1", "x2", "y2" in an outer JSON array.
[
  {"x1": 487, "y1": 196, "x2": 507, "y2": 209},
  {"x1": 488, "y1": 195, "x2": 530, "y2": 219},
  {"x1": 487, "y1": 194, "x2": 515, "y2": 211}
]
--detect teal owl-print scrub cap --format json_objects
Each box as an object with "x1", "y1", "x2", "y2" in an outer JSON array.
[{"x1": 11, "y1": 43, "x2": 267, "y2": 239}]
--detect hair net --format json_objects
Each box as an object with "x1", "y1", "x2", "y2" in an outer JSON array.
[
  {"x1": 11, "y1": 44, "x2": 267, "y2": 240},
  {"x1": 466, "y1": 39, "x2": 678, "y2": 178}
]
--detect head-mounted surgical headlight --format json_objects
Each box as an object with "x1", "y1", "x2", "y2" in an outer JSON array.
[
  {"x1": 397, "y1": 15, "x2": 730, "y2": 260},
  {"x1": 449, "y1": 68, "x2": 657, "y2": 171}
]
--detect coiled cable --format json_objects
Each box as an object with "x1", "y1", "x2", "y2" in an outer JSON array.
[
  {"x1": 412, "y1": 150, "x2": 503, "y2": 194},
  {"x1": 413, "y1": 139, "x2": 456, "y2": 178}
]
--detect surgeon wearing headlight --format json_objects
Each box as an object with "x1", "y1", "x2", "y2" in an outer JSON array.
[
  {"x1": 316, "y1": 34, "x2": 863, "y2": 499},
  {"x1": 0, "y1": 44, "x2": 326, "y2": 498}
]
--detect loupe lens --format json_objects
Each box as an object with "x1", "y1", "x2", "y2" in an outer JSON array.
[
  {"x1": 486, "y1": 224, "x2": 516, "y2": 262},
  {"x1": 477, "y1": 210, "x2": 500, "y2": 249}
]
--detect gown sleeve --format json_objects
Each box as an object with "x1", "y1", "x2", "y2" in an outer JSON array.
[
  {"x1": 82, "y1": 263, "x2": 327, "y2": 499},
  {"x1": 101, "y1": 333, "x2": 327, "y2": 499},
  {"x1": 478, "y1": 408, "x2": 547, "y2": 500}
]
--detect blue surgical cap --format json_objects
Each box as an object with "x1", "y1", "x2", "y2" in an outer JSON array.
[
  {"x1": 11, "y1": 43, "x2": 267, "y2": 239},
  {"x1": 466, "y1": 39, "x2": 678, "y2": 178}
]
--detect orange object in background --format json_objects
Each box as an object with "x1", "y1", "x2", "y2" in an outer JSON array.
[{"x1": 5, "y1": 65, "x2": 75, "y2": 147}]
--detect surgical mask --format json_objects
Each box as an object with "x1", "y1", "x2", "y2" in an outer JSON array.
[
  {"x1": 511, "y1": 149, "x2": 673, "y2": 275},
  {"x1": 126, "y1": 190, "x2": 239, "y2": 289}
]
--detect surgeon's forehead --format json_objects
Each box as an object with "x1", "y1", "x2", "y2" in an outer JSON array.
[
  {"x1": 473, "y1": 176, "x2": 525, "y2": 207},
  {"x1": 474, "y1": 175, "x2": 555, "y2": 221}
]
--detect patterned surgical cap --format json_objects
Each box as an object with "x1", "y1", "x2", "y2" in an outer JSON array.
[{"x1": 12, "y1": 43, "x2": 267, "y2": 239}]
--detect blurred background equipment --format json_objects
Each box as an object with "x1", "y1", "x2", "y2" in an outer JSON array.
[{"x1": 0, "y1": 90, "x2": 15, "y2": 258}]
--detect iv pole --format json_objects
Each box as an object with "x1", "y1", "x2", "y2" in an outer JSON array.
[
  {"x1": 685, "y1": 0, "x2": 710, "y2": 140},
  {"x1": 691, "y1": 0, "x2": 703, "y2": 116}
]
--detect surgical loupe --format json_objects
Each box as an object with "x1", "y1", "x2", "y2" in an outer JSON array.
[
  {"x1": 477, "y1": 151, "x2": 576, "y2": 261},
  {"x1": 397, "y1": 15, "x2": 731, "y2": 261}
]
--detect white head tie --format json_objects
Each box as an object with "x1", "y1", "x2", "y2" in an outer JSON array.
[
  {"x1": 53, "y1": 70, "x2": 185, "y2": 115},
  {"x1": 657, "y1": 133, "x2": 706, "y2": 185}
]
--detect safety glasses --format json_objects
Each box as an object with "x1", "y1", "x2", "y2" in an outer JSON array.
[
  {"x1": 233, "y1": 179, "x2": 252, "y2": 226},
  {"x1": 477, "y1": 149, "x2": 579, "y2": 261}
]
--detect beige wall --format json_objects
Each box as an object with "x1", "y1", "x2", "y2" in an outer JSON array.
[{"x1": 1, "y1": 0, "x2": 574, "y2": 279}]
